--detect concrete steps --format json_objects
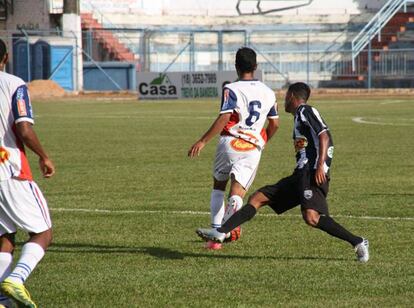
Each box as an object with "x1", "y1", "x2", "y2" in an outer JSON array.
[
  {"x1": 81, "y1": 13, "x2": 136, "y2": 62},
  {"x1": 331, "y1": 11, "x2": 414, "y2": 84}
]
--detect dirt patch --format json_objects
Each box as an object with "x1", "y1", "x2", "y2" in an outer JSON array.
[{"x1": 27, "y1": 80, "x2": 67, "y2": 99}]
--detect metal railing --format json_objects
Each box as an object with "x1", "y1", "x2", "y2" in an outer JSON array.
[
  {"x1": 351, "y1": 0, "x2": 414, "y2": 69},
  {"x1": 236, "y1": 0, "x2": 313, "y2": 15}
]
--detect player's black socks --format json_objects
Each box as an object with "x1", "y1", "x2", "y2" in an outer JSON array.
[
  {"x1": 316, "y1": 215, "x2": 363, "y2": 246},
  {"x1": 217, "y1": 204, "x2": 257, "y2": 234}
]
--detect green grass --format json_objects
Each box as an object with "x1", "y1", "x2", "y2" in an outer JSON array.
[{"x1": 14, "y1": 96, "x2": 414, "y2": 307}]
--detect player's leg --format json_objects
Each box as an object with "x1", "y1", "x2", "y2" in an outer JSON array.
[
  {"x1": 302, "y1": 208, "x2": 369, "y2": 262},
  {"x1": 210, "y1": 178, "x2": 227, "y2": 229},
  {"x1": 210, "y1": 137, "x2": 231, "y2": 229},
  {"x1": 197, "y1": 172, "x2": 302, "y2": 243},
  {"x1": 197, "y1": 191, "x2": 269, "y2": 243},
  {"x1": 0, "y1": 233, "x2": 15, "y2": 307},
  {"x1": 201, "y1": 138, "x2": 230, "y2": 249},
  {"x1": 6, "y1": 228, "x2": 52, "y2": 284},
  {"x1": 203, "y1": 179, "x2": 227, "y2": 250},
  {"x1": 222, "y1": 176, "x2": 246, "y2": 223},
  {"x1": 219, "y1": 191, "x2": 268, "y2": 233},
  {"x1": 221, "y1": 147, "x2": 261, "y2": 239},
  {"x1": 219, "y1": 172, "x2": 302, "y2": 235},
  {"x1": 300, "y1": 174, "x2": 369, "y2": 262},
  {"x1": 0, "y1": 179, "x2": 53, "y2": 307}
]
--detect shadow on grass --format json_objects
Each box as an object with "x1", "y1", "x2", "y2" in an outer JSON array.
[{"x1": 47, "y1": 243, "x2": 347, "y2": 262}]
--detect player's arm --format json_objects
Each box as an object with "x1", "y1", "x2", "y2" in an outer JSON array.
[
  {"x1": 301, "y1": 106, "x2": 329, "y2": 185},
  {"x1": 265, "y1": 102, "x2": 279, "y2": 142},
  {"x1": 265, "y1": 118, "x2": 279, "y2": 142},
  {"x1": 315, "y1": 131, "x2": 329, "y2": 186},
  {"x1": 188, "y1": 87, "x2": 236, "y2": 158},
  {"x1": 188, "y1": 113, "x2": 231, "y2": 158},
  {"x1": 12, "y1": 85, "x2": 55, "y2": 178},
  {"x1": 15, "y1": 122, "x2": 55, "y2": 178}
]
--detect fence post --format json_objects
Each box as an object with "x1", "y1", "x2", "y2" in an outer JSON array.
[
  {"x1": 218, "y1": 31, "x2": 223, "y2": 71},
  {"x1": 189, "y1": 32, "x2": 195, "y2": 72},
  {"x1": 367, "y1": 41, "x2": 372, "y2": 90},
  {"x1": 20, "y1": 29, "x2": 31, "y2": 82},
  {"x1": 87, "y1": 29, "x2": 93, "y2": 56}
]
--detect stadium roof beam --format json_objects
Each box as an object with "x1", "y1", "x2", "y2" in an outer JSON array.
[{"x1": 236, "y1": 0, "x2": 313, "y2": 16}]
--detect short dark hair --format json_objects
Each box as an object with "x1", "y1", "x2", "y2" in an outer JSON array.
[
  {"x1": 288, "y1": 82, "x2": 311, "y2": 101},
  {"x1": 0, "y1": 39, "x2": 7, "y2": 60},
  {"x1": 235, "y1": 47, "x2": 257, "y2": 73}
]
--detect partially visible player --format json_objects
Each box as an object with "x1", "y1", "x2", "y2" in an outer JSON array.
[
  {"x1": 189, "y1": 47, "x2": 279, "y2": 249},
  {"x1": 0, "y1": 39, "x2": 55, "y2": 307},
  {"x1": 197, "y1": 82, "x2": 369, "y2": 262}
]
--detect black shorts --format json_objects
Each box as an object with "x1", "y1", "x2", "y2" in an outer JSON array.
[{"x1": 258, "y1": 166, "x2": 330, "y2": 215}]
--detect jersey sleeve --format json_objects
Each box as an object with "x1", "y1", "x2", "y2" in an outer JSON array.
[
  {"x1": 12, "y1": 85, "x2": 34, "y2": 124},
  {"x1": 267, "y1": 103, "x2": 279, "y2": 118},
  {"x1": 220, "y1": 87, "x2": 237, "y2": 114},
  {"x1": 300, "y1": 106, "x2": 328, "y2": 135}
]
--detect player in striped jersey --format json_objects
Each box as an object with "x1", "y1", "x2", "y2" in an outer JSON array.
[{"x1": 0, "y1": 39, "x2": 55, "y2": 307}]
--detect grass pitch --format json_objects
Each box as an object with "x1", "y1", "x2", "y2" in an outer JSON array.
[{"x1": 17, "y1": 95, "x2": 414, "y2": 307}]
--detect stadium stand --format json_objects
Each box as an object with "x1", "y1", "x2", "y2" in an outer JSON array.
[
  {"x1": 81, "y1": 12, "x2": 135, "y2": 62},
  {"x1": 80, "y1": 0, "x2": 382, "y2": 87}
]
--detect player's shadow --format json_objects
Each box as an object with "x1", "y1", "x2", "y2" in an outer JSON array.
[{"x1": 47, "y1": 243, "x2": 347, "y2": 262}]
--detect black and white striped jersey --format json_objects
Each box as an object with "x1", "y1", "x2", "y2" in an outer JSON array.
[{"x1": 293, "y1": 104, "x2": 334, "y2": 173}]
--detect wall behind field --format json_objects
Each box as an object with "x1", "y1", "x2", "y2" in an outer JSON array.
[{"x1": 81, "y1": 0, "x2": 388, "y2": 16}]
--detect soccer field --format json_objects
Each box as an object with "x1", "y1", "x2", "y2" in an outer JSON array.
[{"x1": 20, "y1": 96, "x2": 413, "y2": 307}]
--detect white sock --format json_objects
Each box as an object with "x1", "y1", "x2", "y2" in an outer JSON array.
[
  {"x1": 8, "y1": 242, "x2": 44, "y2": 284},
  {"x1": 0, "y1": 252, "x2": 12, "y2": 303},
  {"x1": 222, "y1": 195, "x2": 244, "y2": 224},
  {"x1": 210, "y1": 189, "x2": 225, "y2": 228}
]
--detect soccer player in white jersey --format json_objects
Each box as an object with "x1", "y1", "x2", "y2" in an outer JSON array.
[
  {"x1": 0, "y1": 39, "x2": 55, "y2": 308},
  {"x1": 189, "y1": 47, "x2": 279, "y2": 249}
]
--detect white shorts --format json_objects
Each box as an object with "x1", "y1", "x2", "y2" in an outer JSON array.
[
  {"x1": 213, "y1": 136, "x2": 262, "y2": 190},
  {"x1": 0, "y1": 178, "x2": 52, "y2": 235}
]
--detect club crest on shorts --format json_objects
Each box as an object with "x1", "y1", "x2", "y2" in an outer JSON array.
[{"x1": 304, "y1": 189, "x2": 313, "y2": 200}]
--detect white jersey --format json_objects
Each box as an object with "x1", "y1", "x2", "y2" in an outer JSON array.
[
  {"x1": 220, "y1": 79, "x2": 278, "y2": 150},
  {"x1": 0, "y1": 71, "x2": 34, "y2": 181}
]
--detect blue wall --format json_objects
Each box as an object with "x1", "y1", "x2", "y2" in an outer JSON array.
[
  {"x1": 50, "y1": 46, "x2": 74, "y2": 91},
  {"x1": 83, "y1": 62, "x2": 136, "y2": 91}
]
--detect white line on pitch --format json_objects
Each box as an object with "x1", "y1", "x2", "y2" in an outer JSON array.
[
  {"x1": 39, "y1": 114, "x2": 216, "y2": 120},
  {"x1": 50, "y1": 208, "x2": 414, "y2": 221},
  {"x1": 352, "y1": 117, "x2": 413, "y2": 126}
]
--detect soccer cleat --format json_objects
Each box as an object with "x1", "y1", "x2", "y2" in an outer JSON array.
[
  {"x1": 0, "y1": 278, "x2": 37, "y2": 308},
  {"x1": 196, "y1": 228, "x2": 227, "y2": 243},
  {"x1": 204, "y1": 241, "x2": 222, "y2": 250},
  {"x1": 223, "y1": 226, "x2": 242, "y2": 243},
  {"x1": 355, "y1": 238, "x2": 369, "y2": 263}
]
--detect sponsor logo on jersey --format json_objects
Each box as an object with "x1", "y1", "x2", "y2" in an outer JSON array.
[
  {"x1": 304, "y1": 189, "x2": 313, "y2": 200},
  {"x1": 0, "y1": 147, "x2": 10, "y2": 164},
  {"x1": 294, "y1": 136, "x2": 308, "y2": 152},
  {"x1": 221, "y1": 89, "x2": 232, "y2": 110},
  {"x1": 230, "y1": 132, "x2": 258, "y2": 152},
  {"x1": 230, "y1": 138, "x2": 256, "y2": 151},
  {"x1": 17, "y1": 98, "x2": 27, "y2": 117}
]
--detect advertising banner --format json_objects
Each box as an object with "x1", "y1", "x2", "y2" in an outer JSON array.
[{"x1": 137, "y1": 71, "x2": 263, "y2": 99}]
